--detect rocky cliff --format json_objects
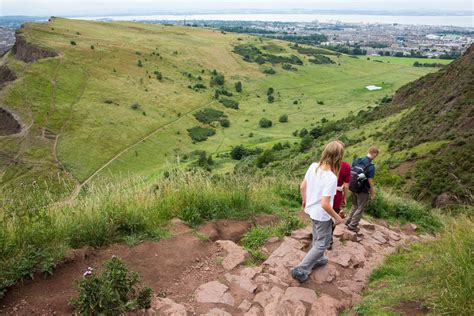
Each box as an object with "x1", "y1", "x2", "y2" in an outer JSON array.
[{"x1": 12, "y1": 32, "x2": 58, "y2": 63}]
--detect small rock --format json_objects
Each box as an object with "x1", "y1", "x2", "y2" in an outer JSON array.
[
  {"x1": 238, "y1": 299, "x2": 252, "y2": 312},
  {"x1": 284, "y1": 287, "x2": 317, "y2": 305},
  {"x1": 309, "y1": 294, "x2": 341, "y2": 316},
  {"x1": 240, "y1": 266, "x2": 262, "y2": 279},
  {"x1": 204, "y1": 308, "x2": 231, "y2": 316},
  {"x1": 149, "y1": 296, "x2": 187, "y2": 316},
  {"x1": 291, "y1": 228, "x2": 312, "y2": 240},
  {"x1": 311, "y1": 263, "x2": 338, "y2": 284},
  {"x1": 342, "y1": 229, "x2": 358, "y2": 242},
  {"x1": 195, "y1": 281, "x2": 234, "y2": 306},
  {"x1": 216, "y1": 240, "x2": 249, "y2": 270},
  {"x1": 253, "y1": 290, "x2": 274, "y2": 308},
  {"x1": 372, "y1": 231, "x2": 387, "y2": 244},
  {"x1": 328, "y1": 250, "x2": 351, "y2": 267},
  {"x1": 267, "y1": 236, "x2": 279, "y2": 243},
  {"x1": 359, "y1": 219, "x2": 375, "y2": 231},
  {"x1": 225, "y1": 273, "x2": 257, "y2": 293}
]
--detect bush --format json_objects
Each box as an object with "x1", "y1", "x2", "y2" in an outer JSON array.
[
  {"x1": 187, "y1": 126, "x2": 216, "y2": 142},
  {"x1": 256, "y1": 150, "x2": 274, "y2": 168},
  {"x1": 299, "y1": 135, "x2": 313, "y2": 152},
  {"x1": 231, "y1": 145, "x2": 248, "y2": 160},
  {"x1": 235, "y1": 81, "x2": 242, "y2": 92},
  {"x1": 137, "y1": 60, "x2": 143, "y2": 67},
  {"x1": 267, "y1": 95, "x2": 274, "y2": 103},
  {"x1": 210, "y1": 72, "x2": 225, "y2": 86},
  {"x1": 259, "y1": 118, "x2": 272, "y2": 128},
  {"x1": 219, "y1": 118, "x2": 230, "y2": 128},
  {"x1": 278, "y1": 114, "x2": 288, "y2": 123},
  {"x1": 70, "y1": 256, "x2": 152, "y2": 315},
  {"x1": 309, "y1": 127, "x2": 322, "y2": 138},
  {"x1": 70, "y1": 41, "x2": 77, "y2": 45},
  {"x1": 130, "y1": 102, "x2": 141, "y2": 110},
  {"x1": 193, "y1": 108, "x2": 225, "y2": 124},
  {"x1": 263, "y1": 68, "x2": 276, "y2": 74},
  {"x1": 298, "y1": 128, "x2": 308, "y2": 138},
  {"x1": 154, "y1": 70, "x2": 162, "y2": 81},
  {"x1": 219, "y1": 98, "x2": 239, "y2": 109}
]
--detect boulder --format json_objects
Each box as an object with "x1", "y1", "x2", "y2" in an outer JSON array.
[
  {"x1": 216, "y1": 240, "x2": 249, "y2": 270},
  {"x1": 263, "y1": 237, "x2": 306, "y2": 281},
  {"x1": 148, "y1": 296, "x2": 187, "y2": 316},
  {"x1": 204, "y1": 308, "x2": 231, "y2": 316},
  {"x1": 342, "y1": 229, "x2": 358, "y2": 242},
  {"x1": 225, "y1": 273, "x2": 257, "y2": 293},
  {"x1": 372, "y1": 231, "x2": 387, "y2": 244},
  {"x1": 309, "y1": 294, "x2": 341, "y2": 316},
  {"x1": 244, "y1": 306, "x2": 262, "y2": 316},
  {"x1": 195, "y1": 281, "x2": 234, "y2": 306},
  {"x1": 333, "y1": 225, "x2": 345, "y2": 237},
  {"x1": 359, "y1": 219, "x2": 375, "y2": 231},
  {"x1": 284, "y1": 287, "x2": 317, "y2": 305},
  {"x1": 387, "y1": 231, "x2": 401, "y2": 241},
  {"x1": 264, "y1": 298, "x2": 306, "y2": 316},
  {"x1": 253, "y1": 290, "x2": 275, "y2": 308}
]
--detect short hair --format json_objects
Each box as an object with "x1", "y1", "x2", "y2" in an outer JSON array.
[{"x1": 368, "y1": 145, "x2": 379, "y2": 155}]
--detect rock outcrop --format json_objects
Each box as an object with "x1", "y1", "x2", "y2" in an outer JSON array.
[
  {"x1": 12, "y1": 33, "x2": 58, "y2": 63},
  {"x1": 0, "y1": 65, "x2": 16, "y2": 88}
]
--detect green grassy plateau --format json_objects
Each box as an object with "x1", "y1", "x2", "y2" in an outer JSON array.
[{"x1": 0, "y1": 18, "x2": 449, "y2": 198}]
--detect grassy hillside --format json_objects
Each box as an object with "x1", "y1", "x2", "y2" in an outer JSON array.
[{"x1": 0, "y1": 18, "x2": 447, "y2": 207}]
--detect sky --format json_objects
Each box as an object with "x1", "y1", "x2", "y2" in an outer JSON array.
[{"x1": 0, "y1": 0, "x2": 472, "y2": 17}]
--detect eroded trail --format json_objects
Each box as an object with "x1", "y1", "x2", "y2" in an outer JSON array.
[{"x1": 0, "y1": 216, "x2": 430, "y2": 315}]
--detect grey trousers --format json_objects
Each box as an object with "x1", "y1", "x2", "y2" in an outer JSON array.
[
  {"x1": 295, "y1": 219, "x2": 333, "y2": 275},
  {"x1": 346, "y1": 191, "x2": 369, "y2": 229}
]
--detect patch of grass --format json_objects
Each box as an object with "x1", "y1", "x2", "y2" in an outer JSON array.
[
  {"x1": 356, "y1": 216, "x2": 474, "y2": 316},
  {"x1": 365, "y1": 190, "x2": 441, "y2": 232}
]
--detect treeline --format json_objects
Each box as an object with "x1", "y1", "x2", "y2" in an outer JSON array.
[
  {"x1": 219, "y1": 26, "x2": 277, "y2": 34},
  {"x1": 322, "y1": 44, "x2": 367, "y2": 55},
  {"x1": 413, "y1": 61, "x2": 445, "y2": 68},
  {"x1": 269, "y1": 34, "x2": 328, "y2": 45}
]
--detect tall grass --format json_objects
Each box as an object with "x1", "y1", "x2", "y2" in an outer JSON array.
[
  {"x1": 365, "y1": 190, "x2": 441, "y2": 232},
  {"x1": 0, "y1": 171, "x2": 294, "y2": 297},
  {"x1": 356, "y1": 216, "x2": 473, "y2": 315}
]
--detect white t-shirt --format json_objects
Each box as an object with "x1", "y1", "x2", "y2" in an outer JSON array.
[{"x1": 303, "y1": 163, "x2": 337, "y2": 221}]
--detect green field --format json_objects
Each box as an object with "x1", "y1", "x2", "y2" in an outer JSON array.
[
  {"x1": 0, "y1": 18, "x2": 446, "y2": 196},
  {"x1": 369, "y1": 56, "x2": 452, "y2": 66}
]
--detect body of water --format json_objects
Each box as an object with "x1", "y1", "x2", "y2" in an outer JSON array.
[{"x1": 74, "y1": 13, "x2": 474, "y2": 28}]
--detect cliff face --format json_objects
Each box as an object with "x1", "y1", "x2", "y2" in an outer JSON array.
[
  {"x1": 0, "y1": 65, "x2": 16, "y2": 88},
  {"x1": 12, "y1": 33, "x2": 58, "y2": 63}
]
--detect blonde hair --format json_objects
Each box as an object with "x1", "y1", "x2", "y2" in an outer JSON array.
[
  {"x1": 368, "y1": 145, "x2": 379, "y2": 155},
  {"x1": 318, "y1": 141, "x2": 345, "y2": 176}
]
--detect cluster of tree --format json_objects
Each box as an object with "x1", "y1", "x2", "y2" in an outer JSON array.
[
  {"x1": 263, "y1": 68, "x2": 276, "y2": 75},
  {"x1": 308, "y1": 54, "x2": 335, "y2": 65},
  {"x1": 210, "y1": 69, "x2": 225, "y2": 86},
  {"x1": 322, "y1": 45, "x2": 367, "y2": 55},
  {"x1": 219, "y1": 98, "x2": 239, "y2": 109},
  {"x1": 193, "y1": 108, "x2": 228, "y2": 126},
  {"x1": 233, "y1": 44, "x2": 302, "y2": 66},
  {"x1": 195, "y1": 150, "x2": 214, "y2": 171},
  {"x1": 413, "y1": 61, "x2": 446, "y2": 68},
  {"x1": 214, "y1": 87, "x2": 233, "y2": 98},
  {"x1": 282, "y1": 63, "x2": 298, "y2": 71},
  {"x1": 270, "y1": 34, "x2": 328, "y2": 45},
  {"x1": 230, "y1": 145, "x2": 263, "y2": 160},
  {"x1": 219, "y1": 26, "x2": 277, "y2": 34},
  {"x1": 187, "y1": 126, "x2": 216, "y2": 142}
]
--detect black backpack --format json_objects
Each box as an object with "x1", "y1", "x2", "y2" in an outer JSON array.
[{"x1": 349, "y1": 158, "x2": 372, "y2": 193}]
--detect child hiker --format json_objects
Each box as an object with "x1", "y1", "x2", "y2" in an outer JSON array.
[{"x1": 291, "y1": 140, "x2": 345, "y2": 283}]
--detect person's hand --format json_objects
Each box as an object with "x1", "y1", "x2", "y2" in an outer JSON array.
[{"x1": 334, "y1": 214, "x2": 344, "y2": 225}]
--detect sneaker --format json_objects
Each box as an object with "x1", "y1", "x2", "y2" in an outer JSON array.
[
  {"x1": 314, "y1": 257, "x2": 328, "y2": 268},
  {"x1": 290, "y1": 267, "x2": 309, "y2": 283}
]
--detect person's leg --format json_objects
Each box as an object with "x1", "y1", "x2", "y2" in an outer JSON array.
[
  {"x1": 348, "y1": 192, "x2": 369, "y2": 230},
  {"x1": 345, "y1": 192, "x2": 358, "y2": 226},
  {"x1": 292, "y1": 220, "x2": 332, "y2": 279},
  {"x1": 329, "y1": 208, "x2": 340, "y2": 249}
]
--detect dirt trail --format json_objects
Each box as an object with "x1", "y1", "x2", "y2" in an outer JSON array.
[{"x1": 0, "y1": 215, "x2": 430, "y2": 315}]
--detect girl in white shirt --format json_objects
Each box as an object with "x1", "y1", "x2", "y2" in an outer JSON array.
[{"x1": 291, "y1": 141, "x2": 344, "y2": 283}]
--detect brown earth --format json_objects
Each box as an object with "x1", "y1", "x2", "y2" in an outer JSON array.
[
  {"x1": 12, "y1": 33, "x2": 58, "y2": 63},
  {"x1": 0, "y1": 107, "x2": 21, "y2": 136},
  {"x1": 0, "y1": 65, "x2": 16, "y2": 89}
]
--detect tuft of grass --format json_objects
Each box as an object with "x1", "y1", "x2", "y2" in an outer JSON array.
[
  {"x1": 365, "y1": 190, "x2": 441, "y2": 232},
  {"x1": 356, "y1": 216, "x2": 474, "y2": 316}
]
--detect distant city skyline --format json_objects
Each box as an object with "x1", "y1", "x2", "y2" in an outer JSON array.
[{"x1": 1, "y1": 0, "x2": 473, "y2": 17}]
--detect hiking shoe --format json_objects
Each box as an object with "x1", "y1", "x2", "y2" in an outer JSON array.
[
  {"x1": 290, "y1": 267, "x2": 309, "y2": 283},
  {"x1": 347, "y1": 226, "x2": 360, "y2": 233},
  {"x1": 314, "y1": 257, "x2": 328, "y2": 268}
]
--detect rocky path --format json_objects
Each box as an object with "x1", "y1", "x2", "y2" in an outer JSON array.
[{"x1": 148, "y1": 219, "x2": 428, "y2": 316}]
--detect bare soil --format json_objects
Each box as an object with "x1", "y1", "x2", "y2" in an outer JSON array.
[{"x1": 0, "y1": 107, "x2": 21, "y2": 136}]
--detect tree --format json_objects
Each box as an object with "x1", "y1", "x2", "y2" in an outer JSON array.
[
  {"x1": 279, "y1": 114, "x2": 288, "y2": 123},
  {"x1": 259, "y1": 118, "x2": 272, "y2": 128},
  {"x1": 299, "y1": 135, "x2": 313, "y2": 152},
  {"x1": 256, "y1": 149, "x2": 274, "y2": 168},
  {"x1": 267, "y1": 95, "x2": 275, "y2": 103},
  {"x1": 231, "y1": 145, "x2": 248, "y2": 160},
  {"x1": 267, "y1": 87, "x2": 274, "y2": 95},
  {"x1": 310, "y1": 127, "x2": 322, "y2": 139},
  {"x1": 210, "y1": 73, "x2": 225, "y2": 86},
  {"x1": 235, "y1": 81, "x2": 242, "y2": 92},
  {"x1": 299, "y1": 128, "x2": 308, "y2": 137}
]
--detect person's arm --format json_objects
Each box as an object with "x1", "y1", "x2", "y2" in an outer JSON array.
[
  {"x1": 342, "y1": 183, "x2": 349, "y2": 206},
  {"x1": 322, "y1": 196, "x2": 343, "y2": 224},
  {"x1": 300, "y1": 179, "x2": 307, "y2": 210},
  {"x1": 368, "y1": 178, "x2": 375, "y2": 199}
]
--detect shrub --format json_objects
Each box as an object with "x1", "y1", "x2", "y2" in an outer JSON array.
[
  {"x1": 267, "y1": 95, "x2": 274, "y2": 103},
  {"x1": 309, "y1": 127, "x2": 322, "y2": 138},
  {"x1": 298, "y1": 128, "x2": 308, "y2": 138},
  {"x1": 187, "y1": 126, "x2": 216, "y2": 142},
  {"x1": 130, "y1": 102, "x2": 141, "y2": 110},
  {"x1": 235, "y1": 81, "x2": 242, "y2": 92},
  {"x1": 256, "y1": 150, "x2": 274, "y2": 168},
  {"x1": 90, "y1": 45, "x2": 95, "y2": 49},
  {"x1": 299, "y1": 135, "x2": 313, "y2": 152},
  {"x1": 282, "y1": 63, "x2": 297, "y2": 71},
  {"x1": 210, "y1": 72, "x2": 225, "y2": 86},
  {"x1": 231, "y1": 145, "x2": 249, "y2": 160},
  {"x1": 154, "y1": 70, "x2": 162, "y2": 81},
  {"x1": 219, "y1": 98, "x2": 239, "y2": 109},
  {"x1": 259, "y1": 118, "x2": 272, "y2": 128},
  {"x1": 278, "y1": 114, "x2": 288, "y2": 123},
  {"x1": 137, "y1": 60, "x2": 143, "y2": 67},
  {"x1": 267, "y1": 87, "x2": 274, "y2": 95},
  {"x1": 193, "y1": 83, "x2": 206, "y2": 90},
  {"x1": 263, "y1": 68, "x2": 276, "y2": 74},
  {"x1": 219, "y1": 118, "x2": 230, "y2": 128},
  {"x1": 70, "y1": 256, "x2": 152, "y2": 315},
  {"x1": 70, "y1": 41, "x2": 77, "y2": 45},
  {"x1": 308, "y1": 54, "x2": 335, "y2": 64},
  {"x1": 193, "y1": 108, "x2": 225, "y2": 124}
]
